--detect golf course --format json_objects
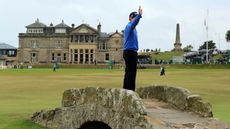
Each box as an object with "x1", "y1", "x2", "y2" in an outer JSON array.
[{"x1": 0, "y1": 67, "x2": 229, "y2": 129}]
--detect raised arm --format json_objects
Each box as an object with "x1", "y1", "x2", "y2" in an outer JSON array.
[{"x1": 130, "y1": 6, "x2": 143, "y2": 30}]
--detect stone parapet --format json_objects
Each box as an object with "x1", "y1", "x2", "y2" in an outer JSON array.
[
  {"x1": 31, "y1": 87, "x2": 162, "y2": 129},
  {"x1": 136, "y1": 85, "x2": 213, "y2": 117}
]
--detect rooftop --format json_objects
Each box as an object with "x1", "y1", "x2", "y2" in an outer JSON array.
[
  {"x1": 55, "y1": 20, "x2": 70, "y2": 28},
  {"x1": 26, "y1": 18, "x2": 47, "y2": 28},
  {"x1": 0, "y1": 43, "x2": 16, "y2": 49}
]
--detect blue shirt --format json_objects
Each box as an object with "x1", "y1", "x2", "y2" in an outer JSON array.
[{"x1": 124, "y1": 15, "x2": 142, "y2": 51}]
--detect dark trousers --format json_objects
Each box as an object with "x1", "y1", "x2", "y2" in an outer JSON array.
[{"x1": 123, "y1": 50, "x2": 137, "y2": 91}]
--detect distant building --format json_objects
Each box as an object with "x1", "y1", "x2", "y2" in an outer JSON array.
[
  {"x1": 18, "y1": 19, "x2": 124, "y2": 64},
  {"x1": 172, "y1": 56, "x2": 185, "y2": 64},
  {"x1": 172, "y1": 24, "x2": 182, "y2": 51},
  {"x1": 0, "y1": 43, "x2": 17, "y2": 66}
]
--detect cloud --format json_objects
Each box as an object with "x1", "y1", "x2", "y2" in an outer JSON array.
[{"x1": 0, "y1": 0, "x2": 229, "y2": 50}]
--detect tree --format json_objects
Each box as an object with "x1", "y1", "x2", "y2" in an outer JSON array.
[
  {"x1": 226, "y1": 30, "x2": 230, "y2": 42},
  {"x1": 199, "y1": 40, "x2": 216, "y2": 50},
  {"x1": 183, "y1": 45, "x2": 193, "y2": 52}
]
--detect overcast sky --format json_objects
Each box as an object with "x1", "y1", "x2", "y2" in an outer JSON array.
[{"x1": 0, "y1": 0, "x2": 230, "y2": 51}]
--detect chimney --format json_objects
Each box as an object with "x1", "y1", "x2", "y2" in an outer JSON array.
[
  {"x1": 97, "y1": 22, "x2": 101, "y2": 33},
  {"x1": 36, "y1": 18, "x2": 39, "y2": 23},
  {"x1": 72, "y1": 24, "x2": 75, "y2": 28}
]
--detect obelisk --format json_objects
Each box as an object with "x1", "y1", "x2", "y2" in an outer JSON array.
[{"x1": 173, "y1": 23, "x2": 182, "y2": 51}]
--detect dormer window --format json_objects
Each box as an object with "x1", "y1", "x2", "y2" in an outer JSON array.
[
  {"x1": 26, "y1": 18, "x2": 46, "y2": 34},
  {"x1": 27, "y1": 29, "x2": 44, "y2": 33},
  {"x1": 54, "y1": 20, "x2": 69, "y2": 34},
  {"x1": 55, "y1": 28, "x2": 66, "y2": 33}
]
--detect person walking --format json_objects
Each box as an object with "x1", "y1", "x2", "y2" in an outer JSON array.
[
  {"x1": 123, "y1": 6, "x2": 143, "y2": 91},
  {"x1": 53, "y1": 62, "x2": 57, "y2": 72},
  {"x1": 160, "y1": 66, "x2": 165, "y2": 76}
]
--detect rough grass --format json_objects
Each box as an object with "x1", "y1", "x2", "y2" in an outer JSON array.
[{"x1": 0, "y1": 68, "x2": 229, "y2": 129}]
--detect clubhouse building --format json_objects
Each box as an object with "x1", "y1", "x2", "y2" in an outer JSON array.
[{"x1": 18, "y1": 19, "x2": 124, "y2": 64}]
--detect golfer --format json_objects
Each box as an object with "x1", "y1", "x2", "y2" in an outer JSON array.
[{"x1": 123, "y1": 6, "x2": 143, "y2": 91}]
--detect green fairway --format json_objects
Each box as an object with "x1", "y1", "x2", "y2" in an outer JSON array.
[{"x1": 0, "y1": 68, "x2": 229, "y2": 128}]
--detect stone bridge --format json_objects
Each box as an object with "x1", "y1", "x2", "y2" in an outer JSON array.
[{"x1": 31, "y1": 86, "x2": 229, "y2": 129}]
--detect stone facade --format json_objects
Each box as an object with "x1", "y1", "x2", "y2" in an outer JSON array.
[
  {"x1": 18, "y1": 19, "x2": 124, "y2": 64},
  {"x1": 0, "y1": 43, "x2": 17, "y2": 67}
]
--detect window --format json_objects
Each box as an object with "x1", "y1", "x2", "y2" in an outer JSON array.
[
  {"x1": 52, "y1": 53, "x2": 55, "y2": 61},
  {"x1": 80, "y1": 49, "x2": 83, "y2": 64},
  {"x1": 80, "y1": 35, "x2": 84, "y2": 42},
  {"x1": 90, "y1": 50, "x2": 93, "y2": 63},
  {"x1": 55, "y1": 41, "x2": 63, "y2": 48},
  {"x1": 74, "y1": 49, "x2": 78, "y2": 62},
  {"x1": 74, "y1": 54, "x2": 78, "y2": 62},
  {"x1": 99, "y1": 41, "x2": 107, "y2": 50},
  {"x1": 31, "y1": 53, "x2": 38, "y2": 63},
  {"x1": 85, "y1": 35, "x2": 89, "y2": 42},
  {"x1": 57, "y1": 53, "x2": 61, "y2": 63},
  {"x1": 75, "y1": 35, "x2": 79, "y2": 42},
  {"x1": 80, "y1": 54, "x2": 83, "y2": 64},
  {"x1": 71, "y1": 35, "x2": 73, "y2": 42},
  {"x1": 8, "y1": 50, "x2": 15, "y2": 56},
  {"x1": 85, "y1": 54, "x2": 89, "y2": 63},
  {"x1": 55, "y1": 29, "x2": 66, "y2": 33},
  {"x1": 1, "y1": 50, "x2": 6, "y2": 55},
  {"x1": 102, "y1": 41, "x2": 106, "y2": 49},
  {"x1": 63, "y1": 53, "x2": 66, "y2": 61},
  {"x1": 90, "y1": 35, "x2": 94, "y2": 42},
  {"x1": 105, "y1": 53, "x2": 109, "y2": 61},
  {"x1": 85, "y1": 49, "x2": 89, "y2": 63},
  {"x1": 90, "y1": 54, "x2": 93, "y2": 63}
]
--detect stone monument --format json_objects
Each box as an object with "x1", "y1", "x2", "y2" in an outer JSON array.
[{"x1": 172, "y1": 23, "x2": 182, "y2": 51}]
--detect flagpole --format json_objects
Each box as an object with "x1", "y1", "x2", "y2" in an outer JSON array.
[{"x1": 205, "y1": 9, "x2": 209, "y2": 63}]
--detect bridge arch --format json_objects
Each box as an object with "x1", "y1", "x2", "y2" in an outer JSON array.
[
  {"x1": 79, "y1": 121, "x2": 111, "y2": 129},
  {"x1": 31, "y1": 87, "x2": 152, "y2": 129}
]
